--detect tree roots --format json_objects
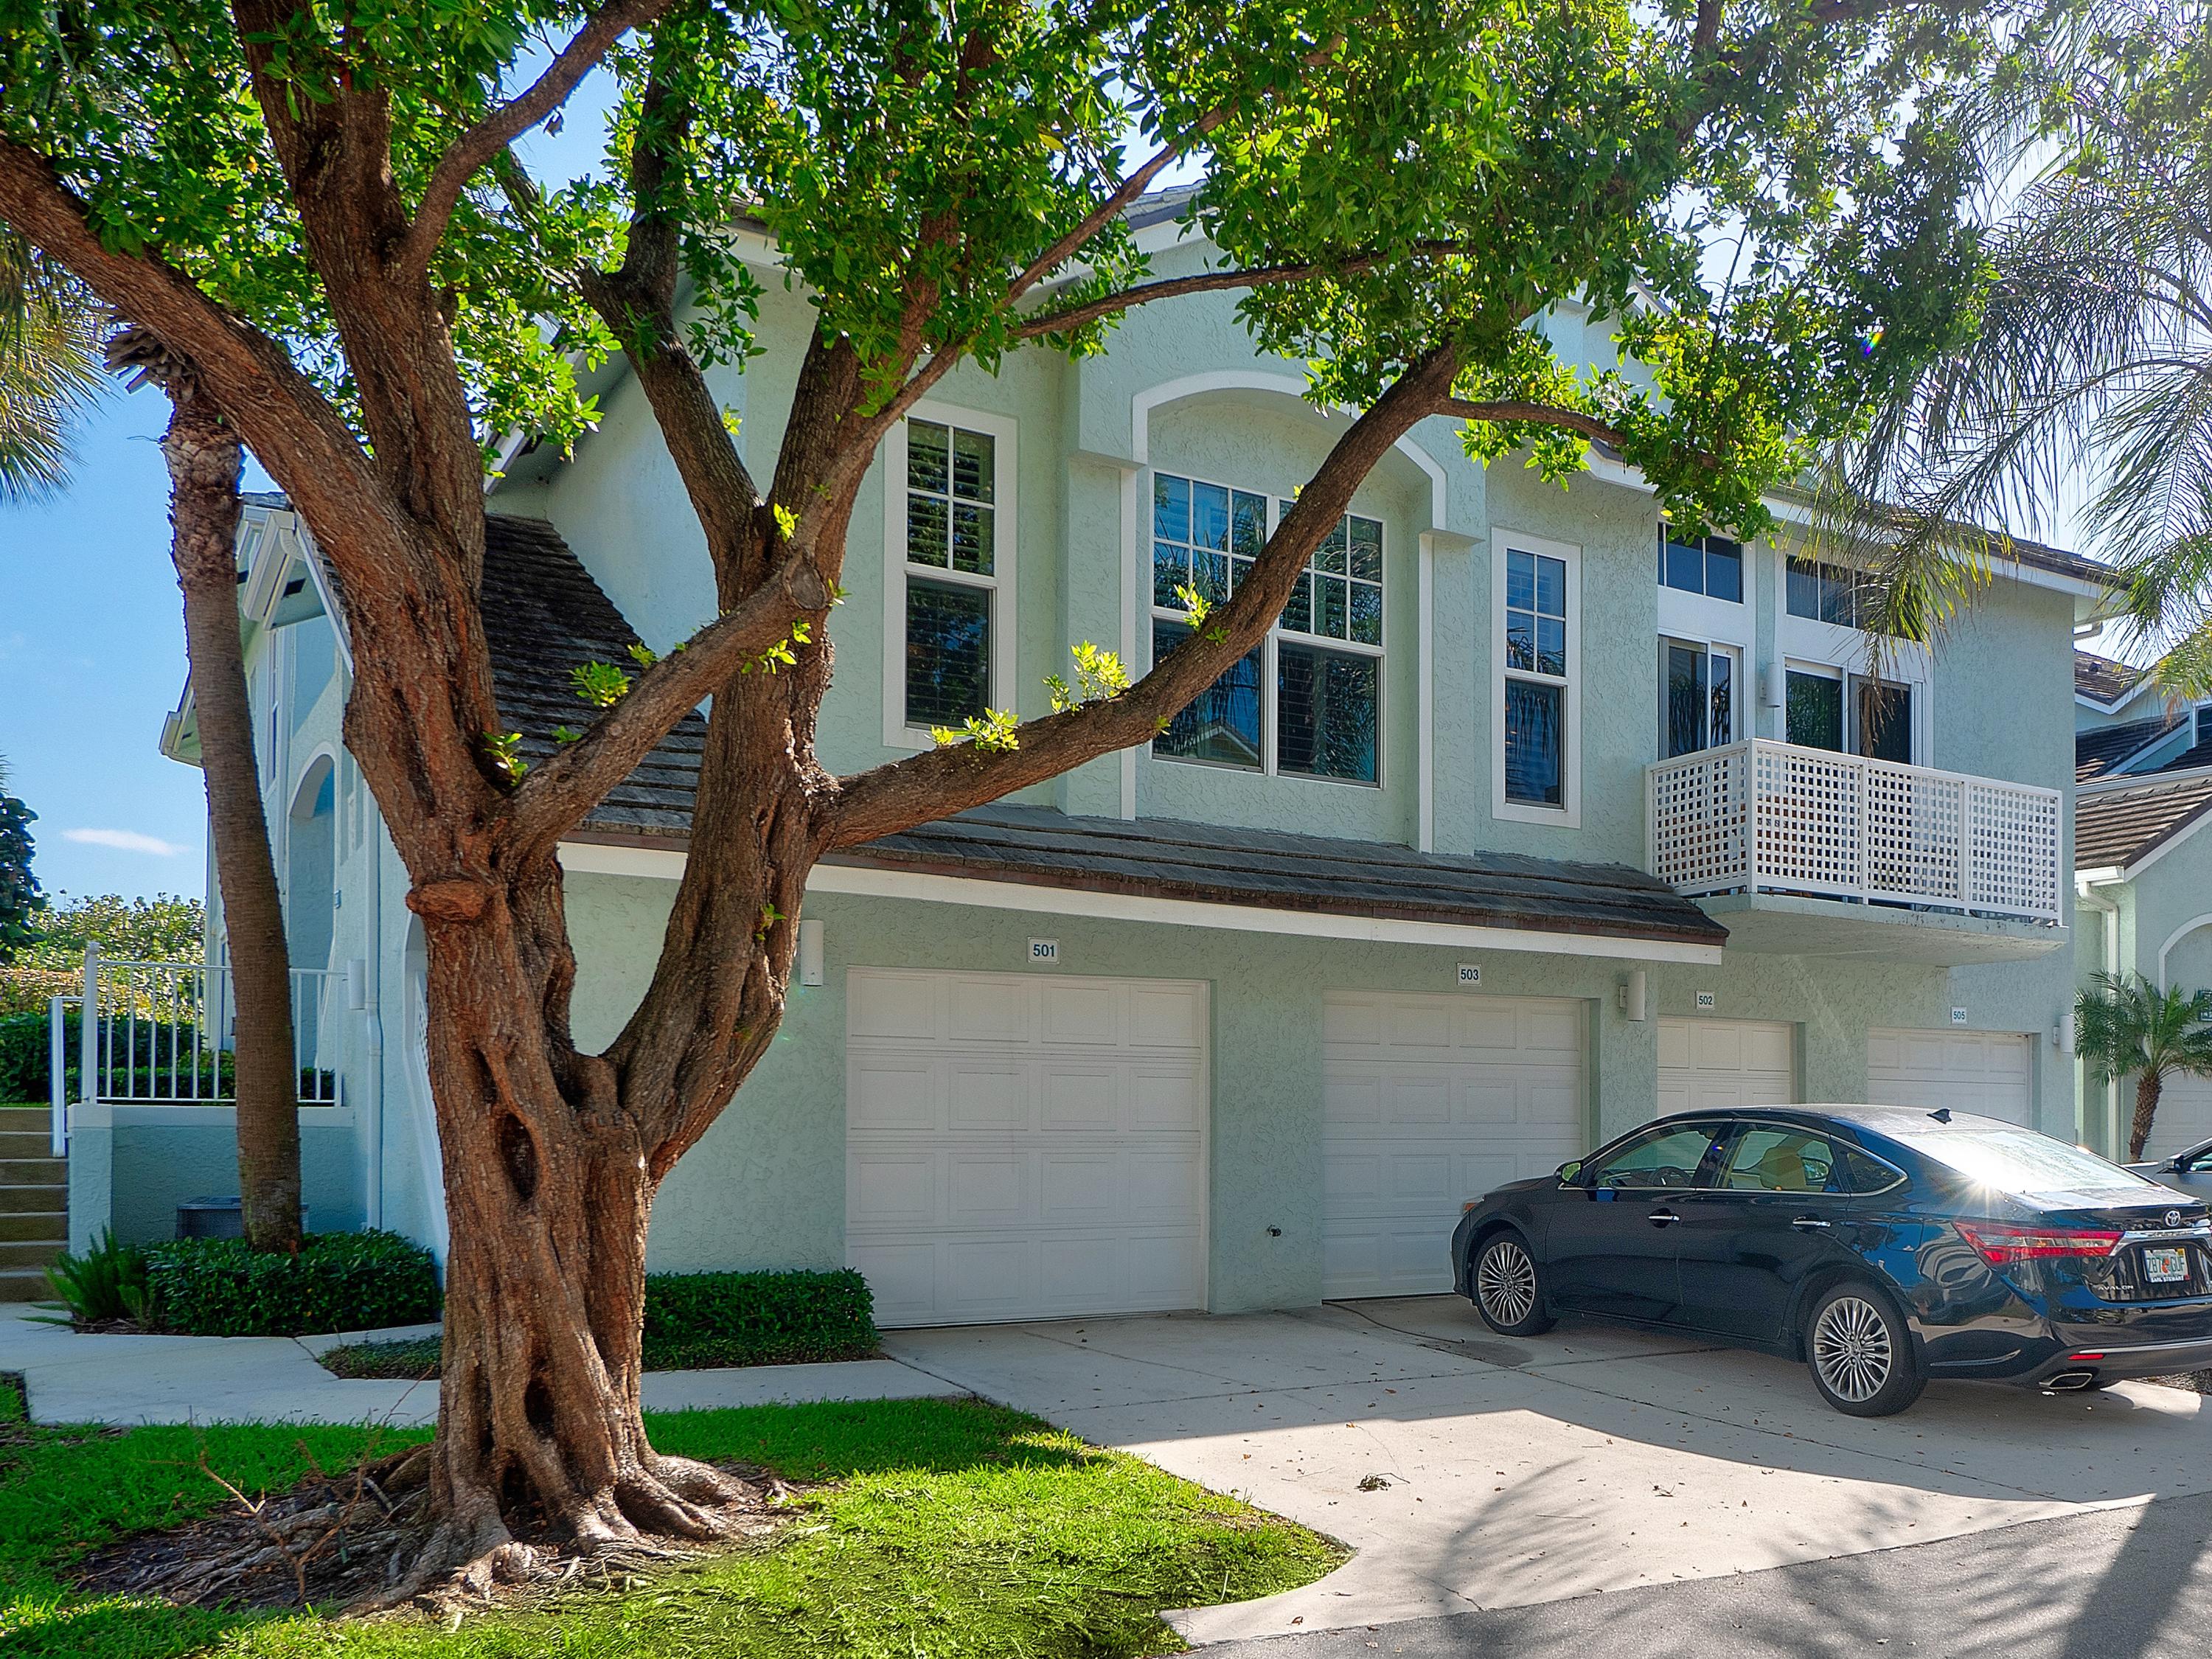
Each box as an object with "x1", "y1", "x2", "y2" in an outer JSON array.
[{"x1": 72, "y1": 1444, "x2": 792, "y2": 1619}]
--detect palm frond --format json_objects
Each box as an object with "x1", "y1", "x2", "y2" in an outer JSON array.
[{"x1": 0, "y1": 229, "x2": 102, "y2": 502}]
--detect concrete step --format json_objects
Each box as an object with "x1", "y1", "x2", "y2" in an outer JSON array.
[
  {"x1": 0, "y1": 1239, "x2": 61, "y2": 1273},
  {"x1": 0, "y1": 1108, "x2": 50, "y2": 1133},
  {"x1": 0, "y1": 1130, "x2": 55, "y2": 1158},
  {"x1": 0, "y1": 1267, "x2": 56, "y2": 1302},
  {"x1": 0, "y1": 1158, "x2": 65, "y2": 1186},
  {"x1": 0, "y1": 1211, "x2": 65, "y2": 1243},
  {"x1": 0, "y1": 1184, "x2": 67, "y2": 1215}
]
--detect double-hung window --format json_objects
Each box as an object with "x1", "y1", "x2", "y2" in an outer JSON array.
[
  {"x1": 1496, "y1": 534, "x2": 1578, "y2": 819},
  {"x1": 887, "y1": 408, "x2": 1015, "y2": 742},
  {"x1": 1149, "y1": 471, "x2": 1383, "y2": 785}
]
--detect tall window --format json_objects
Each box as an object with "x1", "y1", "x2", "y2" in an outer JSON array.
[
  {"x1": 900, "y1": 417, "x2": 1000, "y2": 730},
  {"x1": 1150, "y1": 472, "x2": 1382, "y2": 785},
  {"x1": 1502, "y1": 543, "x2": 1571, "y2": 808},
  {"x1": 1662, "y1": 640, "x2": 1736, "y2": 757},
  {"x1": 1658, "y1": 527, "x2": 1743, "y2": 602}
]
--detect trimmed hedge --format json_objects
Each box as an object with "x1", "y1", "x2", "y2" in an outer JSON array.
[
  {"x1": 144, "y1": 1229, "x2": 441, "y2": 1337},
  {"x1": 642, "y1": 1267, "x2": 879, "y2": 1369},
  {"x1": 316, "y1": 1267, "x2": 878, "y2": 1376}
]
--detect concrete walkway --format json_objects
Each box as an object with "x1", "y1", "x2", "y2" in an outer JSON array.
[
  {"x1": 883, "y1": 1296, "x2": 2212, "y2": 1646},
  {"x1": 0, "y1": 1307, "x2": 960, "y2": 1427}
]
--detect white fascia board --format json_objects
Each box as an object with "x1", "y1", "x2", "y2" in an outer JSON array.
[
  {"x1": 557, "y1": 839, "x2": 1726, "y2": 965},
  {"x1": 2076, "y1": 757, "x2": 2212, "y2": 796},
  {"x1": 2124, "y1": 808, "x2": 2212, "y2": 881}
]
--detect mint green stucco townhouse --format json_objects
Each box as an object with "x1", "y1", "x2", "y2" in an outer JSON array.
[
  {"x1": 70, "y1": 195, "x2": 2110, "y2": 1329},
  {"x1": 2072, "y1": 649, "x2": 2212, "y2": 1161}
]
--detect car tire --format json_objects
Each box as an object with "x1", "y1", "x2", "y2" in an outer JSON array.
[
  {"x1": 1805, "y1": 1279, "x2": 1924, "y2": 1417},
  {"x1": 1470, "y1": 1230, "x2": 1554, "y2": 1337}
]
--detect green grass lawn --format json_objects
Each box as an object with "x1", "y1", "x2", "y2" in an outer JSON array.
[{"x1": 0, "y1": 1382, "x2": 1339, "y2": 1659}]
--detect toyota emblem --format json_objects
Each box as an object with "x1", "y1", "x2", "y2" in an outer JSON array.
[{"x1": 2169, "y1": 1209, "x2": 2185, "y2": 1228}]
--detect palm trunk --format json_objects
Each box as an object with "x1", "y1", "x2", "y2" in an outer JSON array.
[
  {"x1": 163, "y1": 389, "x2": 301, "y2": 1253},
  {"x1": 2129, "y1": 1071, "x2": 2164, "y2": 1164}
]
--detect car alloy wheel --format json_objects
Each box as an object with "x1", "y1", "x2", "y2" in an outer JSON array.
[
  {"x1": 1477, "y1": 1238, "x2": 1540, "y2": 1329},
  {"x1": 1812, "y1": 1293, "x2": 1893, "y2": 1404}
]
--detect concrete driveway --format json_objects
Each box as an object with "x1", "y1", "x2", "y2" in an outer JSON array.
[{"x1": 883, "y1": 1296, "x2": 2212, "y2": 1646}]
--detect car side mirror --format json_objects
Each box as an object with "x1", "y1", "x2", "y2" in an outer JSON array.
[{"x1": 1557, "y1": 1160, "x2": 1584, "y2": 1186}]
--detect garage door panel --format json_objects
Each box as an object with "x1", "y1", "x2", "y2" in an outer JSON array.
[
  {"x1": 1324, "y1": 991, "x2": 1586, "y2": 1299},
  {"x1": 1130, "y1": 1069, "x2": 1203, "y2": 1132},
  {"x1": 2148, "y1": 1076, "x2": 2212, "y2": 1161},
  {"x1": 1658, "y1": 1020, "x2": 1796, "y2": 1116},
  {"x1": 847, "y1": 970, "x2": 1207, "y2": 1327},
  {"x1": 945, "y1": 1062, "x2": 1026, "y2": 1130},
  {"x1": 1458, "y1": 1076, "x2": 1520, "y2": 1124},
  {"x1": 1038, "y1": 1063, "x2": 1119, "y2": 1131},
  {"x1": 1129, "y1": 987, "x2": 1204, "y2": 1048},
  {"x1": 1868, "y1": 1026, "x2": 2030, "y2": 1125},
  {"x1": 947, "y1": 977, "x2": 1029, "y2": 1043}
]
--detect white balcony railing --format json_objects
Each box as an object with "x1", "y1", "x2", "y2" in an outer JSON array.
[{"x1": 1646, "y1": 740, "x2": 2062, "y2": 924}]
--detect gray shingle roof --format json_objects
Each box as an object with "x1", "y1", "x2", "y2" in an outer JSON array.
[
  {"x1": 817, "y1": 804, "x2": 1728, "y2": 947},
  {"x1": 2076, "y1": 712, "x2": 2183, "y2": 782},
  {"x1": 2077, "y1": 772, "x2": 2212, "y2": 869},
  {"x1": 480, "y1": 516, "x2": 705, "y2": 835},
  {"x1": 2076, "y1": 649, "x2": 2143, "y2": 706}
]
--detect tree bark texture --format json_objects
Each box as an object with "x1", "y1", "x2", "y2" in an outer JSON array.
[
  {"x1": 164, "y1": 391, "x2": 302, "y2": 1255},
  {"x1": 2131, "y1": 1071, "x2": 2164, "y2": 1163}
]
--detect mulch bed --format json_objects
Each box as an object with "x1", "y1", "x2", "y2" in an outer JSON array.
[{"x1": 69, "y1": 1444, "x2": 792, "y2": 1614}]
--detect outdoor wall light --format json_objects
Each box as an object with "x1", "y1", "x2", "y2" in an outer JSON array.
[
  {"x1": 1619, "y1": 969, "x2": 1649, "y2": 1023},
  {"x1": 798, "y1": 918, "x2": 825, "y2": 987}
]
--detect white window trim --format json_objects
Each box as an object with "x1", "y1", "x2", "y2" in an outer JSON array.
[
  {"x1": 1656, "y1": 522, "x2": 1755, "y2": 655},
  {"x1": 1658, "y1": 635, "x2": 1743, "y2": 759},
  {"x1": 880, "y1": 400, "x2": 1020, "y2": 750},
  {"x1": 1777, "y1": 657, "x2": 1933, "y2": 765},
  {"x1": 1143, "y1": 470, "x2": 1386, "y2": 789},
  {"x1": 1492, "y1": 528, "x2": 1582, "y2": 828}
]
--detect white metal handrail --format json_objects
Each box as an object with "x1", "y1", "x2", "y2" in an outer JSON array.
[
  {"x1": 1646, "y1": 739, "x2": 2062, "y2": 923},
  {"x1": 74, "y1": 944, "x2": 345, "y2": 1108}
]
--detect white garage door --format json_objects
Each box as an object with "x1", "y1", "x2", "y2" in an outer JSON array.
[
  {"x1": 2144, "y1": 1074, "x2": 2212, "y2": 1161},
  {"x1": 1323, "y1": 991, "x2": 1585, "y2": 1300},
  {"x1": 1658, "y1": 1018, "x2": 1796, "y2": 1114},
  {"x1": 1867, "y1": 1029, "x2": 2032, "y2": 1125},
  {"x1": 845, "y1": 967, "x2": 1207, "y2": 1328}
]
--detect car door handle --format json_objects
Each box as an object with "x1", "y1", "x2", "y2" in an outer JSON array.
[
  {"x1": 1646, "y1": 1209, "x2": 1681, "y2": 1227},
  {"x1": 1791, "y1": 1216, "x2": 1832, "y2": 1231}
]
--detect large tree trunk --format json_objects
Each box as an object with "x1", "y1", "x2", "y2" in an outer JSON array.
[
  {"x1": 405, "y1": 856, "x2": 754, "y2": 1582},
  {"x1": 2129, "y1": 1071, "x2": 2164, "y2": 1163},
  {"x1": 163, "y1": 388, "x2": 302, "y2": 1254}
]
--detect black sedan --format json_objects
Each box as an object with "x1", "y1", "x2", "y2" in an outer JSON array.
[{"x1": 1449, "y1": 1105, "x2": 2212, "y2": 1416}]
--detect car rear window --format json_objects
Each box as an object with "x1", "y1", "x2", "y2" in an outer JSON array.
[{"x1": 1888, "y1": 1124, "x2": 2160, "y2": 1199}]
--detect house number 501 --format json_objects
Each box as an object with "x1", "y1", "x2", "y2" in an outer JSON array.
[{"x1": 1029, "y1": 939, "x2": 1060, "y2": 964}]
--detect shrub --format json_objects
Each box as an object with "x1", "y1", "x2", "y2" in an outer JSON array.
[
  {"x1": 642, "y1": 1267, "x2": 878, "y2": 1370},
  {"x1": 142, "y1": 1229, "x2": 440, "y2": 1338},
  {"x1": 313, "y1": 1267, "x2": 880, "y2": 1377},
  {"x1": 35, "y1": 1228, "x2": 150, "y2": 1326}
]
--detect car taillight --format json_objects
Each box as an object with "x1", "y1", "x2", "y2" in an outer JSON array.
[{"x1": 1956, "y1": 1222, "x2": 2123, "y2": 1265}]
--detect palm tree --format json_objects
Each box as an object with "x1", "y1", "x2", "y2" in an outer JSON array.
[
  {"x1": 107, "y1": 322, "x2": 302, "y2": 1255},
  {"x1": 1823, "y1": 0, "x2": 2212, "y2": 678},
  {"x1": 0, "y1": 233, "x2": 100, "y2": 501},
  {"x1": 2075, "y1": 972, "x2": 2212, "y2": 1161}
]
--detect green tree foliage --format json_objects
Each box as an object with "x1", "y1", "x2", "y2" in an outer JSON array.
[
  {"x1": 0, "y1": 754, "x2": 37, "y2": 964},
  {"x1": 1831, "y1": 0, "x2": 2212, "y2": 667},
  {"x1": 17, "y1": 891, "x2": 205, "y2": 968},
  {"x1": 0, "y1": 230, "x2": 100, "y2": 501},
  {"x1": 2076, "y1": 970, "x2": 2212, "y2": 1160}
]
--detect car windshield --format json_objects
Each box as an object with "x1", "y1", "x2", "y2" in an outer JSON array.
[{"x1": 1889, "y1": 1123, "x2": 2160, "y2": 1200}]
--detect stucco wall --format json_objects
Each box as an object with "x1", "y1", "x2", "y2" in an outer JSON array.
[{"x1": 558, "y1": 870, "x2": 1983, "y2": 1312}]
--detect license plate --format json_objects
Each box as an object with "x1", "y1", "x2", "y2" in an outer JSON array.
[{"x1": 2144, "y1": 1245, "x2": 2191, "y2": 1284}]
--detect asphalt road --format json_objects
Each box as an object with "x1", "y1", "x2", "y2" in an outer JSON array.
[{"x1": 1192, "y1": 1489, "x2": 2212, "y2": 1659}]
